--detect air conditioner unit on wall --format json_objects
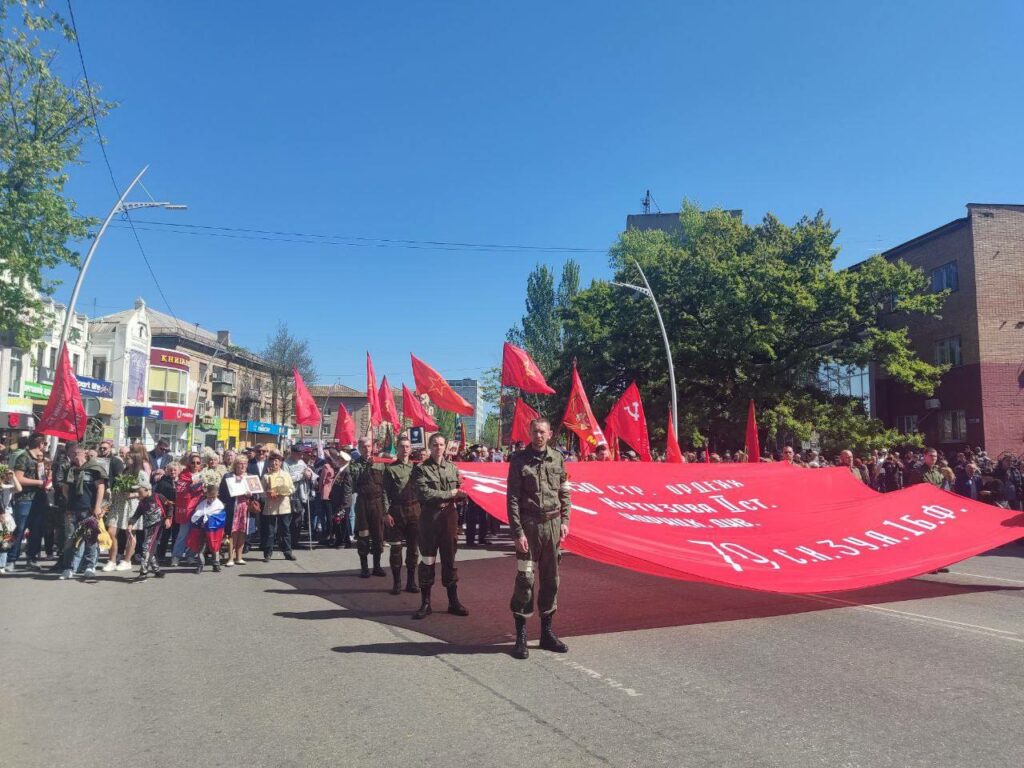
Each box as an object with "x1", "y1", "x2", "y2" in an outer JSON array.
[{"x1": 924, "y1": 399, "x2": 940, "y2": 410}]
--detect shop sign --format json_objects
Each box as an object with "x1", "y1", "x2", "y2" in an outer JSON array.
[
  {"x1": 24, "y1": 380, "x2": 52, "y2": 400},
  {"x1": 125, "y1": 405, "x2": 160, "y2": 419},
  {"x1": 246, "y1": 419, "x2": 282, "y2": 436},
  {"x1": 150, "y1": 347, "x2": 190, "y2": 371},
  {"x1": 155, "y1": 405, "x2": 195, "y2": 423},
  {"x1": 76, "y1": 375, "x2": 114, "y2": 399}
]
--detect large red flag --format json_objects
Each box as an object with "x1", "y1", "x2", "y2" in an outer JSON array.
[
  {"x1": 745, "y1": 399, "x2": 761, "y2": 463},
  {"x1": 561, "y1": 365, "x2": 605, "y2": 459},
  {"x1": 378, "y1": 376, "x2": 401, "y2": 430},
  {"x1": 333, "y1": 402, "x2": 357, "y2": 446},
  {"x1": 665, "y1": 411, "x2": 683, "y2": 463},
  {"x1": 293, "y1": 368, "x2": 321, "y2": 426},
  {"x1": 37, "y1": 345, "x2": 86, "y2": 441},
  {"x1": 501, "y1": 342, "x2": 556, "y2": 395},
  {"x1": 410, "y1": 354, "x2": 474, "y2": 415},
  {"x1": 510, "y1": 398, "x2": 540, "y2": 444},
  {"x1": 366, "y1": 352, "x2": 382, "y2": 428},
  {"x1": 605, "y1": 381, "x2": 651, "y2": 461},
  {"x1": 401, "y1": 384, "x2": 438, "y2": 430}
]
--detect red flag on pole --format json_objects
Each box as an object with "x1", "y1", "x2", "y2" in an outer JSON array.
[
  {"x1": 560, "y1": 364, "x2": 605, "y2": 459},
  {"x1": 604, "y1": 381, "x2": 651, "y2": 461},
  {"x1": 602, "y1": 419, "x2": 618, "y2": 460},
  {"x1": 410, "y1": 354, "x2": 474, "y2": 415},
  {"x1": 745, "y1": 399, "x2": 761, "y2": 463},
  {"x1": 37, "y1": 346, "x2": 86, "y2": 441},
  {"x1": 366, "y1": 352, "x2": 382, "y2": 428},
  {"x1": 704, "y1": 445, "x2": 711, "y2": 463},
  {"x1": 333, "y1": 402, "x2": 357, "y2": 445},
  {"x1": 401, "y1": 384, "x2": 438, "y2": 431},
  {"x1": 293, "y1": 368, "x2": 321, "y2": 426},
  {"x1": 665, "y1": 411, "x2": 683, "y2": 463},
  {"x1": 509, "y1": 398, "x2": 540, "y2": 444},
  {"x1": 378, "y1": 376, "x2": 401, "y2": 430},
  {"x1": 501, "y1": 342, "x2": 556, "y2": 395}
]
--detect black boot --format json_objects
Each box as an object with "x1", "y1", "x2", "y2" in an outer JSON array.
[
  {"x1": 413, "y1": 585, "x2": 432, "y2": 619},
  {"x1": 539, "y1": 614, "x2": 568, "y2": 653},
  {"x1": 404, "y1": 565, "x2": 419, "y2": 593},
  {"x1": 389, "y1": 566, "x2": 402, "y2": 595},
  {"x1": 446, "y1": 584, "x2": 469, "y2": 616},
  {"x1": 359, "y1": 554, "x2": 370, "y2": 578},
  {"x1": 371, "y1": 553, "x2": 386, "y2": 577},
  {"x1": 511, "y1": 616, "x2": 529, "y2": 660}
]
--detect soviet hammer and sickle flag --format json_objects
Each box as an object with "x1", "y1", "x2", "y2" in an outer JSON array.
[
  {"x1": 561, "y1": 364, "x2": 605, "y2": 459},
  {"x1": 605, "y1": 381, "x2": 651, "y2": 461},
  {"x1": 501, "y1": 342, "x2": 556, "y2": 395}
]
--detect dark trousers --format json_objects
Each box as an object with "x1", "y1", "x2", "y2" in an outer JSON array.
[
  {"x1": 260, "y1": 514, "x2": 292, "y2": 557},
  {"x1": 157, "y1": 522, "x2": 178, "y2": 561},
  {"x1": 139, "y1": 523, "x2": 162, "y2": 574},
  {"x1": 465, "y1": 502, "x2": 490, "y2": 545},
  {"x1": 385, "y1": 516, "x2": 420, "y2": 570},
  {"x1": 417, "y1": 505, "x2": 459, "y2": 589}
]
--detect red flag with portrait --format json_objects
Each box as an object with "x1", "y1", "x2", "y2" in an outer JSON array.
[
  {"x1": 501, "y1": 342, "x2": 556, "y2": 395},
  {"x1": 378, "y1": 376, "x2": 401, "y2": 430},
  {"x1": 37, "y1": 346, "x2": 86, "y2": 440},
  {"x1": 561, "y1": 365, "x2": 605, "y2": 459},
  {"x1": 333, "y1": 402, "x2": 357, "y2": 446},
  {"x1": 410, "y1": 354, "x2": 474, "y2": 416},
  {"x1": 605, "y1": 381, "x2": 651, "y2": 461},
  {"x1": 401, "y1": 384, "x2": 438, "y2": 431}
]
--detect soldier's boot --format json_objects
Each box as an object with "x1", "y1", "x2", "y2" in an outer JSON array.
[
  {"x1": 511, "y1": 616, "x2": 529, "y2": 660},
  {"x1": 446, "y1": 584, "x2": 469, "y2": 617},
  {"x1": 404, "y1": 565, "x2": 419, "y2": 593},
  {"x1": 389, "y1": 566, "x2": 402, "y2": 595},
  {"x1": 358, "y1": 554, "x2": 370, "y2": 578},
  {"x1": 412, "y1": 585, "x2": 432, "y2": 619},
  {"x1": 539, "y1": 614, "x2": 568, "y2": 653},
  {"x1": 371, "y1": 553, "x2": 386, "y2": 577}
]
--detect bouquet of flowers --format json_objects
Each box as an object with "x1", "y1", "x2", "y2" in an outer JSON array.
[
  {"x1": 111, "y1": 472, "x2": 138, "y2": 495},
  {"x1": 0, "y1": 463, "x2": 10, "y2": 478},
  {"x1": 197, "y1": 468, "x2": 222, "y2": 489}
]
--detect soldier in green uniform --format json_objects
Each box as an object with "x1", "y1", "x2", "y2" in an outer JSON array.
[
  {"x1": 507, "y1": 417, "x2": 571, "y2": 660},
  {"x1": 411, "y1": 433, "x2": 469, "y2": 619},
  {"x1": 352, "y1": 436, "x2": 386, "y2": 579},
  {"x1": 383, "y1": 435, "x2": 421, "y2": 595}
]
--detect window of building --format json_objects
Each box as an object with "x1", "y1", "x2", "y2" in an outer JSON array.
[
  {"x1": 321, "y1": 423, "x2": 331, "y2": 436},
  {"x1": 149, "y1": 367, "x2": 188, "y2": 405},
  {"x1": 934, "y1": 336, "x2": 962, "y2": 366},
  {"x1": 91, "y1": 357, "x2": 107, "y2": 380},
  {"x1": 898, "y1": 415, "x2": 918, "y2": 434},
  {"x1": 940, "y1": 410, "x2": 967, "y2": 442},
  {"x1": 48, "y1": 346, "x2": 57, "y2": 369},
  {"x1": 931, "y1": 261, "x2": 958, "y2": 293},
  {"x1": 154, "y1": 421, "x2": 186, "y2": 453},
  {"x1": 72, "y1": 353, "x2": 80, "y2": 375},
  {"x1": 7, "y1": 352, "x2": 23, "y2": 396}
]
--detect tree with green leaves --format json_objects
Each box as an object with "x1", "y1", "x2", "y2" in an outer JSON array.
[
  {"x1": 0, "y1": 1, "x2": 114, "y2": 347},
  {"x1": 557, "y1": 203, "x2": 945, "y2": 456},
  {"x1": 261, "y1": 322, "x2": 316, "y2": 426}
]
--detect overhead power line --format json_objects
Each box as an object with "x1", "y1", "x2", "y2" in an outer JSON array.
[{"x1": 66, "y1": 0, "x2": 181, "y2": 323}]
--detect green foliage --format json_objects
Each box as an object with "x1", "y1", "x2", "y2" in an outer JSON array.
[
  {"x1": 0, "y1": 1, "x2": 115, "y2": 347},
  {"x1": 556, "y1": 203, "x2": 944, "y2": 453},
  {"x1": 431, "y1": 407, "x2": 456, "y2": 440},
  {"x1": 480, "y1": 412, "x2": 500, "y2": 447},
  {"x1": 260, "y1": 322, "x2": 316, "y2": 425}
]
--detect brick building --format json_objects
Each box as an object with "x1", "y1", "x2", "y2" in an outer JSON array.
[{"x1": 872, "y1": 204, "x2": 1024, "y2": 455}]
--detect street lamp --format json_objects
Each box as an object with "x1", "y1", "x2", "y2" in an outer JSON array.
[{"x1": 610, "y1": 259, "x2": 678, "y2": 438}]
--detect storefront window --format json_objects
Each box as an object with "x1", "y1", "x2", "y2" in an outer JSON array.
[
  {"x1": 149, "y1": 368, "x2": 188, "y2": 405},
  {"x1": 153, "y1": 421, "x2": 187, "y2": 454}
]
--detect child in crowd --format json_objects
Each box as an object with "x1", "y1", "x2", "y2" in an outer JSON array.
[
  {"x1": 0, "y1": 464, "x2": 22, "y2": 572},
  {"x1": 186, "y1": 482, "x2": 226, "y2": 574},
  {"x1": 127, "y1": 477, "x2": 168, "y2": 580}
]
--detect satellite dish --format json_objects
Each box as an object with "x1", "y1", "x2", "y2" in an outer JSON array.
[{"x1": 84, "y1": 397, "x2": 100, "y2": 417}]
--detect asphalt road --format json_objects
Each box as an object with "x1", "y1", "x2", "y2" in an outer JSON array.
[{"x1": 1, "y1": 539, "x2": 1022, "y2": 768}]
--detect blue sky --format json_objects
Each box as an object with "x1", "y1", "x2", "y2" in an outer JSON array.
[{"x1": 50, "y1": 0, "x2": 1023, "y2": 392}]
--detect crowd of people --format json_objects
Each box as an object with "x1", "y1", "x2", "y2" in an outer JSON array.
[{"x1": 1, "y1": 434, "x2": 1020, "y2": 581}]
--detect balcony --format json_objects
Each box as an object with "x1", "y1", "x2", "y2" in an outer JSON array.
[
  {"x1": 211, "y1": 368, "x2": 235, "y2": 385},
  {"x1": 212, "y1": 380, "x2": 235, "y2": 397}
]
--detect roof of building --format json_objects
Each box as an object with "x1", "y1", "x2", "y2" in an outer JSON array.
[{"x1": 308, "y1": 384, "x2": 366, "y2": 398}]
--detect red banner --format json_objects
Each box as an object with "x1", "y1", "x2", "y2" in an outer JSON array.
[
  {"x1": 561, "y1": 365, "x2": 605, "y2": 459},
  {"x1": 37, "y1": 346, "x2": 86, "y2": 440},
  {"x1": 293, "y1": 368, "x2": 321, "y2": 426},
  {"x1": 402, "y1": 384, "x2": 438, "y2": 431},
  {"x1": 378, "y1": 376, "x2": 401, "y2": 430},
  {"x1": 366, "y1": 352, "x2": 382, "y2": 428},
  {"x1": 501, "y1": 342, "x2": 556, "y2": 394},
  {"x1": 456, "y1": 461, "x2": 1023, "y2": 593},
  {"x1": 666, "y1": 411, "x2": 683, "y2": 463},
  {"x1": 745, "y1": 399, "x2": 760, "y2": 463}
]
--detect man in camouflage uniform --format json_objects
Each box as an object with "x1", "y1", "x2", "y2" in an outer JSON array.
[
  {"x1": 352, "y1": 437, "x2": 387, "y2": 579},
  {"x1": 507, "y1": 417, "x2": 571, "y2": 660},
  {"x1": 411, "y1": 433, "x2": 468, "y2": 619},
  {"x1": 383, "y1": 435, "x2": 421, "y2": 595}
]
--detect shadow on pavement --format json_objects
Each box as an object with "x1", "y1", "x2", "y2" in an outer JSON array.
[{"x1": 241, "y1": 553, "x2": 1020, "y2": 649}]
